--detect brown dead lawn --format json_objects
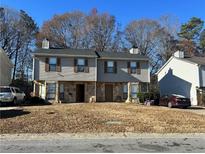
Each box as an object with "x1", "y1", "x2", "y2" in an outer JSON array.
[{"x1": 0, "y1": 103, "x2": 205, "y2": 134}]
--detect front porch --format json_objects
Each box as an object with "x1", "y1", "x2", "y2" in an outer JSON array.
[
  {"x1": 33, "y1": 81, "x2": 149, "y2": 103},
  {"x1": 33, "y1": 81, "x2": 96, "y2": 103}
]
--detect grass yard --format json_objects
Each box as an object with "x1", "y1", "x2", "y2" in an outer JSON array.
[{"x1": 0, "y1": 103, "x2": 205, "y2": 134}]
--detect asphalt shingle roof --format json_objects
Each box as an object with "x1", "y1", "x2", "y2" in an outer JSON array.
[
  {"x1": 96, "y1": 51, "x2": 149, "y2": 60},
  {"x1": 34, "y1": 48, "x2": 149, "y2": 60},
  {"x1": 184, "y1": 56, "x2": 205, "y2": 65},
  {"x1": 34, "y1": 48, "x2": 97, "y2": 57}
]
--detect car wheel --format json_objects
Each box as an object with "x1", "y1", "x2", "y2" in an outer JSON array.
[
  {"x1": 168, "y1": 102, "x2": 172, "y2": 108},
  {"x1": 12, "y1": 98, "x2": 17, "y2": 106}
]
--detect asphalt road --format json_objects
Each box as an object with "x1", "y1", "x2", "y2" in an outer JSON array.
[{"x1": 1, "y1": 134, "x2": 205, "y2": 153}]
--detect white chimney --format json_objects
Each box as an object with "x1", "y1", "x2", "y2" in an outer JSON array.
[
  {"x1": 129, "y1": 46, "x2": 140, "y2": 54},
  {"x1": 42, "y1": 38, "x2": 49, "y2": 49},
  {"x1": 174, "y1": 51, "x2": 184, "y2": 58}
]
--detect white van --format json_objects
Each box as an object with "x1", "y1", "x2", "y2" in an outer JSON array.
[{"x1": 0, "y1": 86, "x2": 25, "y2": 105}]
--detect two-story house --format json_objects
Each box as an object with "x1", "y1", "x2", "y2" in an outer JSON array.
[
  {"x1": 156, "y1": 51, "x2": 205, "y2": 106},
  {"x1": 33, "y1": 39, "x2": 150, "y2": 103}
]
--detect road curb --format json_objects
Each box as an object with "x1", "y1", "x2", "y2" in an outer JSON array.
[{"x1": 1, "y1": 133, "x2": 205, "y2": 140}]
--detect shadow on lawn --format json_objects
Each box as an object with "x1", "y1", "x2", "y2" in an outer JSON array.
[
  {"x1": 0, "y1": 109, "x2": 30, "y2": 119},
  {"x1": 20, "y1": 96, "x2": 52, "y2": 106},
  {"x1": 187, "y1": 106, "x2": 205, "y2": 110}
]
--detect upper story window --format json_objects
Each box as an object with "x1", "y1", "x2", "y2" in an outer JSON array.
[
  {"x1": 104, "y1": 61, "x2": 117, "y2": 73},
  {"x1": 74, "y1": 58, "x2": 89, "y2": 73},
  {"x1": 45, "y1": 57, "x2": 61, "y2": 72},
  {"x1": 107, "y1": 61, "x2": 114, "y2": 73},
  {"x1": 77, "y1": 58, "x2": 85, "y2": 72},
  {"x1": 130, "y1": 62, "x2": 137, "y2": 74},
  {"x1": 128, "y1": 61, "x2": 141, "y2": 74},
  {"x1": 49, "y1": 57, "x2": 57, "y2": 71}
]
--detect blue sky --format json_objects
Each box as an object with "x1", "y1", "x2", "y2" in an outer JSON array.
[{"x1": 1, "y1": 0, "x2": 205, "y2": 28}]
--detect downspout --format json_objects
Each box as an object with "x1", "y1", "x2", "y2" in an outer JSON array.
[{"x1": 32, "y1": 56, "x2": 35, "y2": 81}]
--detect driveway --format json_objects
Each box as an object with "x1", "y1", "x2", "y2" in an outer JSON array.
[
  {"x1": 1, "y1": 133, "x2": 205, "y2": 152},
  {"x1": 185, "y1": 106, "x2": 205, "y2": 115}
]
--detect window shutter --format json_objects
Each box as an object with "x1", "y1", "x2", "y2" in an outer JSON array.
[
  {"x1": 45, "y1": 57, "x2": 49, "y2": 72},
  {"x1": 74, "y1": 58, "x2": 77, "y2": 73},
  {"x1": 85, "y1": 59, "x2": 89, "y2": 73},
  {"x1": 127, "y1": 61, "x2": 131, "y2": 74},
  {"x1": 57, "y1": 57, "x2": 61, "y2": 72},
  {"x1": 137, "y1": 62, "x2": 141, "y2": 74},
  {"x1": 104, "y1": 61, "x2": 107, "y2": 73},
  {"x1": 114, "y1": 61, "x2": 117, "y2": 73}
]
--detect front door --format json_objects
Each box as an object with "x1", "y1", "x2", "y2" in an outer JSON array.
[
  {"x1": 105, "y1": 84, "x2": 113, "y2": 102},
  {"x1": 76, "y1": 84, "x2": 85, "y2": 102}
]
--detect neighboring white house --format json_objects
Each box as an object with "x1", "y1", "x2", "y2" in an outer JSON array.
[
  {"x1": 156, "y1": 51, "x2": 205, "y2": 106},
  {"x1": 0, "y1": 48, "x2": 13, "y2": 86}
]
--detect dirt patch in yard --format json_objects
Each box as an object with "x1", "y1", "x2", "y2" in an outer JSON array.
[{"x1": 0, "y1": 103, "x2": 205, "y2": 134}]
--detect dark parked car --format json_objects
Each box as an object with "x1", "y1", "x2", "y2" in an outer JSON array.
[{"x1": 159, "y1": 94, "x2": 191, "y2": 108}]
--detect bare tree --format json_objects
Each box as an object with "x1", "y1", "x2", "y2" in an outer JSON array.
[
  {"x1": 86, "y1": 9, "x2": 116, "y2": 51},
  {"x1": 0, "y1": 7, "x2": 38, "y2": 80},
  {"x1": 125, "y1": 19, "x2": 164, "y2": 73},
  {"x1": 36, "y1": 11, "x2": 87, "y2": 49},
  {"x1": 36, "y1": 9, "x2": 121, "y2": 52},
  {"x1": 0, "y1": 7, "x2": 19, "y2": 58},
  {"x1": 159, "y1": 14, "x2": 180, "y2": 38}
]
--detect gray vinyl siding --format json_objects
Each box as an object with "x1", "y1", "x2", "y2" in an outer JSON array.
[
  {"x1": 97, "y1": 59, "x2": 150, "y2": 82},
  {"x1": 34, "y1": 56, "x2": 96, "y2": 81}
]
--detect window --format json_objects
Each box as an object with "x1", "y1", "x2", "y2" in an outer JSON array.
[
  {"x1": 47, "y1": 83, "x2": 56, "y2": 100},
  {"x1": 123, "y1": 84, "x2": 128, "y2": 99},
  {"x1": 0, "y1": 88, "x2": 11, "y2": 93},
  {"x1": 15, "y1": 88, "x2": 21, "y2": 93},
  {"x1": 130, "y1": 62, "x2": 137, "y2": 74},
  {"x1": 49, "y1": 57, "x2": 57, "y2": 71},
  {"x1": 77, "y1": 58, "x2": 85, "y2": 72},
  {"x1": 106, "y1": 61, "x2": 114, "y2": 73},
  {"x1": 131, "y1": 84, "x2": 138, "y2": 99}
]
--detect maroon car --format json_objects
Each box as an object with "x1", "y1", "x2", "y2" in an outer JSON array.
[{"x1": 159, "y1": 94, "x2": 191, "y2": 108}]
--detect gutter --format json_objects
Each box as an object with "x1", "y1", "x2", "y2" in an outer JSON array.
[{"x1": 33, "y1": 53, "x2": 98, "y2": 58}]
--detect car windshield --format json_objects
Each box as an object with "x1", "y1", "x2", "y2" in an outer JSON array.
[{"x1": 0, "y1": 88, "x2": 11, "y2": 93}]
